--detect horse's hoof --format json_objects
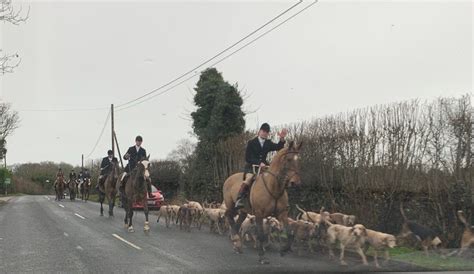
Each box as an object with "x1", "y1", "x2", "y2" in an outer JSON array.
[
  {"x1": 124, "y1": 223, "x2": 128, "y2": 229},
  {"x1": 100, "y1": 213, "x2": 104, "y2": 216},
  {"x1": 233, "y1": 246, "x2": 243, "y2": 254},
  {"x1": 259, "y1": 257, "x2": 270, "y2": 265},
  {"x1": 340, "y1": 261, "x2": 348, "y2": 266},
  {"x1": 128, "y1": 226, "x2": 135, "y2": 233}
]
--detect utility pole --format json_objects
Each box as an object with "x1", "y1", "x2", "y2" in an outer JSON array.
[
  {"x1": 113, "y1": 131, "x2": 124, "y2": 169},
  {"x1": 111, "y1": 104, "x2": 115, "y2": 157},
  {"x1": 81, "y1": 154, "x2": 84, "y2": 172}
]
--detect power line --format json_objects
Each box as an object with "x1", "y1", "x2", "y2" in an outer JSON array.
[
  {"x1": 17, "y1": 107, "x2": 108, "y2": 112},
  {"x1": 115, "y1": 0, "x2": 318, "y2": 112},
  {"x1": 114, "y1": 0, "x2": 304, "y2": 109},
  {"x1": 85, "y1": 109, "x2": 111, "y2": 159}
]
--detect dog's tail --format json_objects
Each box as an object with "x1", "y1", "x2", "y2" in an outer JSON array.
[
  {"x1": 296, "y1": 204, "x2": 306, "y2": 214},
  {"x1": 457, "y1": 210, "x2": 470, "y2": 229},
  {"x1": 296, "y1": 204, "x2": 317, "y2": 224},
  {"x1": 400, "y1": 202, "x2": 408, "y2": 222}
]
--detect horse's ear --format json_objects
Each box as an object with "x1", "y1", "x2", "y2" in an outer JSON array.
[
  {"x1": 288, "y1": 141, "x2": 295, "y2": 150},
  {"x1": 297, "y1": 141, "x2": 303, "y2": 150},
  {"x1": 147, "y1": 154, "x2": 150, "y2": 160}
]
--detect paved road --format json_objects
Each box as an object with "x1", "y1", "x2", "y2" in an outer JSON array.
[{"x1": 0, "y1": 195, "x2": 426, "y2": 273}]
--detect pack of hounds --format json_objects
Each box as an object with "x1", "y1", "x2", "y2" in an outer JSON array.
[{"x1": 156, "y1": 200, "x2": 473, "y2": 268}]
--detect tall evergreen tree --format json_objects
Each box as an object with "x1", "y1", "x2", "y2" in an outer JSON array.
[{"x1": 189, "y1": 68, "x2": 245, "y2": 199}]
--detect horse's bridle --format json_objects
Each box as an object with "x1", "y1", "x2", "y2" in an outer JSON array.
[{"x1": 259, "y1": 151, "x2": 301, "y2": 216}]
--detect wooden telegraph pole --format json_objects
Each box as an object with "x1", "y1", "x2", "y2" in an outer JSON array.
[{"x1": 111, "y1": 104, "x2": 115, "y2": 157}]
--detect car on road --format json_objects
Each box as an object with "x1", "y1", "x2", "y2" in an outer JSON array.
[{"x1": 132, "y1": 185, "x2": 164, "y2": 210}]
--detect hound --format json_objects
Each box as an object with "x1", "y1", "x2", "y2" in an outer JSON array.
[
  {"x1": 456, "y1": 210, "x2": 474, "y2": 256},
  {"x1": 364, "y1": 229, "x2": 397, "y2": 268},
  {"x1": 399, "y1": 202, "x2": 442, "y2": 255},
  {"x1": 326, "y1": 222, "x2": 369, "y2": 266}
]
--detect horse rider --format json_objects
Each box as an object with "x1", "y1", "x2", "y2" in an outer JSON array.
[
  {"x1": 96, "y1": 149, "x2": 118, "y2": 190},
  {"x1": 54, "y1": 168, "x2": 64, "y2": 189},
  {"x1": 83, "y1": 168, "x2": 91, "y2": 186},
  {"x1": 83, "y1": 168, "x2": 91, "y2": 180},
  {"x1": 234, "y1": 123, "x2": 288, "y2": 209},
  {"x1": 69, "y1": 169, "x2": 77, "y2": 183},
  {"x1": 119, "y1": 135, "x2": 153, "y2": 198},
  {"x1": 56, "y1": 168, "x2": 64, "y2": 179}
]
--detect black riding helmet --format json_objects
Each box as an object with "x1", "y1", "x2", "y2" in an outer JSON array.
[
  {"x1": 260, "y1": 123, "x2": 270, "y2": 133},
  {"x1": 107, "y1": 149, "x2": 113, "y2": 156},
  {"x1": 136, "y1": 135, "x2": 143, "y2": 142}
]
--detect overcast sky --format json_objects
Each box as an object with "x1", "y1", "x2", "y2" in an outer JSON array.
[{"x1": 0, "y1": 0, "x2": 472, "y2": 166}]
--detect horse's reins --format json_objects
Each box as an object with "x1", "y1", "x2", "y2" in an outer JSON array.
[{"x1": 259, "y1": 151, "x2": 300, "y2": 216}]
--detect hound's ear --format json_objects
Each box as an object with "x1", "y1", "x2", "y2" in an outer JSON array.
[
  {"x1": 288, "y1": 141, "x2": 294, "y2": 150},
  {"x1": 297, "y1": 142, "x2": 303, "y2": 150}
]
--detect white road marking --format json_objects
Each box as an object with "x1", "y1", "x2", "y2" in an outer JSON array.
[
  {"x1": 58, "y1": 204, "x2": 65, "y2": 208},
  {"x1": 76, "y1": 246, "x2": 83, "y2": 251},
  {"x1": 0, "y1": 238, "x2": 3, "y2": 240},
  {"x1": 112, "y1": 234, "x2": 142, "y2": 250},
  {"x1": 64, "y1": 232, "x2": 69, "y2": 237},
  {"x1": 74, "y1": 213, "x2": 86, "y2": 220}
]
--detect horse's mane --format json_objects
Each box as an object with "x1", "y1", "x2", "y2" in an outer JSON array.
[
  {"x1": 129, "y1": 162, "x2": 146, "y2": 192},
  {"x1": 270, "y1": 146, "x2": 291, "y2": 168}
]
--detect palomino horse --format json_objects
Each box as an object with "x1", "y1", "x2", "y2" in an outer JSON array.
[
  {"x1": 98, "y1": 160, "x2": 120, "y2": 217},
  {"x1": 223, "y1": 141, "x2": 303, "y2": 264},
  {"x1": 121, "y1": 156, "x2": 151, "y2": 233},
  {"x1": 80, "y1": 178, "x2": 91, "y2": 201},
  {"x1": 55, "y1": 177, "x2": 65, "y2": 201}
]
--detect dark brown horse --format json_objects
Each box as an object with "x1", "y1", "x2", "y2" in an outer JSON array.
[
  {"x1": 122, "y1": 156, "x2": 151, "y2": 233},
  {"x1": 98, "y1": 160, "x2": 120, "y2": 217},
  {"x1": 223, "y1": 141, "x2": 303, "y2": 264},
  {"x1": 55, "y1": 176, "x2": 65, "y2": 201},
  {"x1": 80, "y1": 178, "x2": 91, "y2": 201}
]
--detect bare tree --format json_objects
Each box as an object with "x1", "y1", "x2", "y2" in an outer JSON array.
[
  {"x1": 0, "y1": 102, "x2": 20, "y2": 160},
  {"x1": 1, "y1": 0, "x2": 29, "y2": 74}
]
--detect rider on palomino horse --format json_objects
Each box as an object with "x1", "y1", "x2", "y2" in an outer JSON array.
[
  {"x1": 96, "y1": 150, "x2": 118, "y2": 190},
  {"x1": 119, "y1": 135, "x2": 153, "y2": 198},
  {"x1": 234, "y1": 123, "x2": 288, "y2": 209}
]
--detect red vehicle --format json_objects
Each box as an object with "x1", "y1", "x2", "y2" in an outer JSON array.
[{"x1": 132, "y1": 185, "x2": 164, "y2": 210}]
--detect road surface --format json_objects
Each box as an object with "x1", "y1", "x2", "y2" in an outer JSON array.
[{"x1": 0, "y1": 195, "x2": 426, "y2": 273}]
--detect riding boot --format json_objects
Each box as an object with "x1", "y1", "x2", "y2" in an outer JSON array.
[{"x1": 234, "y1": 183, "x2": 250, "y2": 209}]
